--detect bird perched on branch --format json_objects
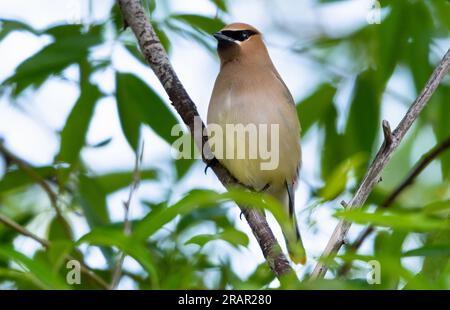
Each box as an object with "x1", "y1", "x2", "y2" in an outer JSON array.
[{"x1": 207, "y1": 23, "x2": 306, "y2": 264}]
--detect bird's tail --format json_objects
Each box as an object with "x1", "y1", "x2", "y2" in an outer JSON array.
[
  {"x1": 283, "y1": 182, "x2": 306, "y2": 265},
  {"x1": 286, "y1": 215, "x2": 306, "y2": 265}
]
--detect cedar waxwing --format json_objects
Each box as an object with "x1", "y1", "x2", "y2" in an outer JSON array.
[{"x1": 207, "y1": 23, "x2": 306, "y2": 264}]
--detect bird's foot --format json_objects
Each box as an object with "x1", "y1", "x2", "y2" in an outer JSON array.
[
  {"x1": 259, "y1": 183, "x2": 270, "y2": 192},
  {"x1": 204, "y1": 157, "x2": 219, "y2": 174}
]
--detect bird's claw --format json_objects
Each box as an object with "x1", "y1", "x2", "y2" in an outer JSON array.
[
  {"x1": 204, "y1": 158, "x2": 219, "y2": 174},
  {"x1": 259, "y1": 183, "x2": 270, "y2": 192}
]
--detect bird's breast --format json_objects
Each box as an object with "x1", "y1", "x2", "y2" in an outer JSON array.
[{"x1": 207, "y1": 66, "x2": 301, "y2": 190}]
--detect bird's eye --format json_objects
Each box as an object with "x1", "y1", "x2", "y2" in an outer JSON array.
[{"x1": 221, "y1": 30, "x2": 256, "y2": 42}]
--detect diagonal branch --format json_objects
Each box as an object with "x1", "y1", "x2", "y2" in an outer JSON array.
[
  {"x1": 311, "y1": 48, "x2": 450, "y2": 279},
  {"x1": 338, "y1": 135, "x2": 450, "y2": 276},
  {"x1": 110, "y1": 142, "x2": 144, "y2": 289},
  {"x1": 117, "y1": 0, "x2": 292, "y2": 277},
  {"x1": 380, "y1": 135, "x2": 450, "y2": 209},
  {"x1": 0, "y1": 213, "x2": 109, "y2": 289},
  {"x1": 0, "y1": 140, "x2": 72, "y2": 239},
  {"x1": 0, "y1": 140, "x2": 59, "y2": 212}
]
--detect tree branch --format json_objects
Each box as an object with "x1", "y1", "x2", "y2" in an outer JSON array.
[
  {"x1": 110, "y1": 142, "x2": 144, "y2": 289},
  {"x1": 338, "y1": 135, "x2": 450, "y2": 276},
  {"x1": 0, "y1": 140, "x2": 72, "y2": 239},
  {"x1": 0, "y1": 213, "x2": 109, "y2": 289},
  {"x1": 0, "y1": 214, "x2": 49, "y2": 247},
  {"x1": 0, "y1": 140, "x2": 60, "y2": 213},
  {"x1": 117, "y1": 0, "x2": 292, "y2": 277},
  {"x1": 381, "y1": 136, "x2": 450, "y2": 209},
  {"x1": 311, "y1": 48, "x2": 450, "y2": 279}
]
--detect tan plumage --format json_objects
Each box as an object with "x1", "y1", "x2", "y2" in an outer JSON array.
[{"x1": 207, "y1": 23, "x2": 306, "y2": 264}]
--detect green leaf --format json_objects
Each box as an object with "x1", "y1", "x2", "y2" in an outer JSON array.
[
  {"x1": 76, "y1": 174, "x2": 114, "y2": 266},
  {"x1": 47, "y1": 215, "x2": 73, "y2": 242},
  {"x1": 44, "y1": 24, "x2": 99, "y2": 40},
  {"x1": 0, "y1": 246, "x2": 68, "y2": 289},
  {"x1": 93, "y1": 169, "x2": 157, "y2": 194},
  {"x1": 170, "y1": 14, "x2": 225, "y2": 35},
  {"x1": 344, "y1": 70, "x2": 380, "y2": 167},
  {"x1": 318, "y1": 153, "x2": 366, "y2": 201},
  {"x1": 111, "y1": 3, "x2": 124, "y2": 33},
  {"x1": 335, "y1": 209, "x2": 449, "y2": 232},
  {"x1": 115, "y1": 72, "x2": 179, "y2": 149},
  {"x1": 245, "y1": 263, "x2": 275, "y2": 289},
  {"x1": 297, "y1": 84, "x2": 337, "y2": 134},
  {"x1": 208, "y1": 0, "x2": 228, "y2": 12},
  {"x1": 141, "y1": 200, "x2": 166, "y2": 214},
  {"x1": 56, "y1": 80, "x2": 102, "y2": 173},
  {"x1": 429, "y1": 85, "x2": 450, "y2": 180},
  {"x1": 0, "y1": 19, "x2": 39, "y2": 41},
  {"x1": 116, "y1": 78, "x2": 141, "y2": 150},
  {"x1": 2, "y1": 25, "x2": 102, "y2": 96},
  {"x1": 78, "y1": 227, "x2": 159, "y2": 287},
  {"x1": 153, "y1": 23, "x2": 171, "y2": 53},
  {"x1": 185, "y1": 228, "x2": 249, "y2": 249},
  {"x1": 374, "y1": 231, "x2": 405, "y2": 289},
  {"x1": 185, "y1": 234, "x2": 222, "y2": 247},
  {"x1": 321, "y1": 104, "x2": 348, "y2": 179},
  {"x1": 374, "y1": 2, "x2": 408, "y2": 85},
  {"x1": 176, "y1": 206, "x2": 231, "y2": 234},
  {"x1": 406, "y1": 1, "x2": 433, "y2": 94},
  {"x1": 419, "y1": 228, "x2": 450, "y2": 286},
  {"x1": 379, "y1": 127, "x2": 418, "y2": 190},
  {"x1": 423, "y1": 199, "x2": 450, "y2": 216},
  {"x1": 46, "y1": 240, "x2": 74, "y2": 272},
  {"x1": 164, "y1": 22, "x2": 216, "y2": 55},
  {"x1": 146, "y1": 0, "x2": 157, "y2": 15},
  {"x1": 77, "y1": 174, "x2": 110, "y2": 228},
  {"x1": 338, "y1": 250, "x2": 433, "y2": 289},
  {"x1": 134, "y1": 190, "x2": 222, "y2": 240},
  {"x1": 0, "y1": 267, "x2": 42, "y2": 289},
  {"x1": 172, "y1": 132, "x2": 198, "y2": 179},
  {"x1": 0, "y1": 166, "x2": 59, "y2": 193},
  {"x1": 133, "y1": 189, "x2": 297, "y2": 256},
  {"x1": 425, "y1": 0, "x2": 450, "y2": 36},
  {"x1": 404, "y1": 246, "x2": 450, "y2": 258},
  {"x1": 0, "y1": 213, "x2": 33, "y2": 247},
  {"x1": 175, "y1": 158, "x2": 196, "y2": 180}
]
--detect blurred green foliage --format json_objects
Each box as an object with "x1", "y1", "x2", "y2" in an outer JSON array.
[{"x1": 0, "y1": 0, "x2": 449, "y2": 290}]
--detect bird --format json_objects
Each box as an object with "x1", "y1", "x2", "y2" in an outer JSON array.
[{"x1": 207, "y1": 23, "x2": 306, "y2": 264}]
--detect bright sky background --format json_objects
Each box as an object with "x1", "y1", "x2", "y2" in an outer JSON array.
[{"x1": 0, "y1": 0, "x2": 429, "y2": 288}]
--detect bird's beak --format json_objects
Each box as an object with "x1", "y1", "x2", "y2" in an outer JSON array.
[{"x1": 213, "y1": 32, "x2": 235, "y2": 44}]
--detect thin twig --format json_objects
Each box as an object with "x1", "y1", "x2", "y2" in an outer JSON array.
[
  {"x1": 382, "y1": 120, "x2": 393, "y2": 148},
  {"x1": 338, "y1": 135, "x2": 450, "y2": 276},
  {"x1": 0, "y1": 214, "x2": 49, "y2": 247},
  {"x1": 109, "y1": 142, "x2": 144, "y2": 289},
  {"x1": 0, "y1": 141, "x2": 59, "y2": 214},
  {"x1": 0, "y1": 140, "x2": 72, "y2": 239},
  {"x1": 381, "y1": 136, "x2": 450, "y2": 209},
  {"x1": 311, "y1": 48, "x2": 450, "y2": 279},
  {"x1": 117, "y1": 0, "x2": 293, "y2": 277},
  {"x1": 0, "y1": 213, "x2": 109, "y2": 289}
]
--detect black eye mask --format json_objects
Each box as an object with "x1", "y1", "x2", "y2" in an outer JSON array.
[{"x1": 220, "y1": 30, "x2": 257, "y2": 42}]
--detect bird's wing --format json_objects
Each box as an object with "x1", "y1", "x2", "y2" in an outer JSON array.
[{"x1": 271, "y1": 69, "x2": 296, "y2": 106}]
